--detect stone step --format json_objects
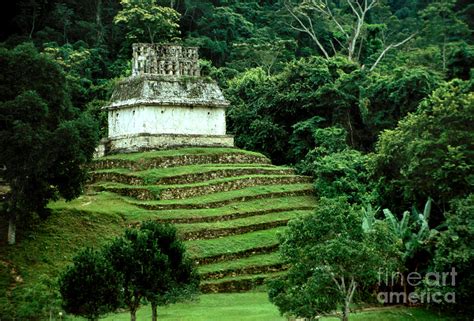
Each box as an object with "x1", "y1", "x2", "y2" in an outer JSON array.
[
  {"x1": 200, "y1": 272, "x2": 283, "y2": 293},
  {"x1": 131, "y1": 187, "x2": 315, "y2": 210},
  {"x1": 194, "y1": 244, "x2": 279, "y2": 266},
  {"x1": 159, "y1": 175, "x2": 313, "y2": 200},
  {"x1": 200, "y1": 263, "x2": 289, "y2": 281},
  {"x1": 152, "y1": 205, "x2": 315, "y2": 224},
  {"x1": 94, "y1": 176, "x2": 312, "y2": 201},
  {"x1": 181, "y1": 219, "x2": 290, "y2": 241},
  {"x1": 91, "y1": 166, "x2": 294, "y2": 186},
  {"x1": 92, "y1": 151, "x2": 271, "y2": 171}
]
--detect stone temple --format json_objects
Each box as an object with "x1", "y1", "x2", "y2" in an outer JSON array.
[{"x1": 96, "y1": 43, "x2": 234, "y2": 156}]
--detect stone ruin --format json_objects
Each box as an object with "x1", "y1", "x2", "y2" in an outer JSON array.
[
  {"x1": 132, "y1": 43, "x2": 200, "y2": 77},
  {"x1": 96, "y1": 43, "x2": 234, "y2": 156}
]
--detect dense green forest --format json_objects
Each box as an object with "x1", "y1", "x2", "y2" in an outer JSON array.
[{"x1": 0, "y1": 0, "x2": 473, "y2": 319}]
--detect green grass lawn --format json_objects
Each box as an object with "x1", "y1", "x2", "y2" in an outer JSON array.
[
  {"x1": 69, "y1": 292, "x2": 454, "y2": 321},
  {"x1": 96, "y1": 292, "x2": 283, "y2": 321}
]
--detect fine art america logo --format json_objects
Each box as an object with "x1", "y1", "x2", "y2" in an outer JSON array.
[{"x1": 377, "y1": 268, "x2": 457, "y2": 304}]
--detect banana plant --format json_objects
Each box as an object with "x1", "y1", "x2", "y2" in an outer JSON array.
[
  {"x1": 381, "y1": 198, "x2": 438, "y2": 261},
  {"x1": 383, "y1": 208, "x2": 411, "y2": 241},
  {"x1": 362, "y1": 198, "x2": 438, "y2": 261},
  {"x1": 361, "y1": 204, "x2": 379, "y2": 233}
]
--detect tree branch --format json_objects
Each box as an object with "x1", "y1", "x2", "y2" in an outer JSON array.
[
  {"x1": 319, "y1": 0, "x2": 350, "y2": 40},
  {"x1": 285, "y1": 2, "x2": 330, "y2": 59},
  {"x1": 346, "y1": 0, "x2": 361, "y2": 20},
  {"x1": 370, "y1": 33, "x2": 417, "y2": 71},
  {"x1": 348, "y1": 277, "x2": 357, "y2": 303}
]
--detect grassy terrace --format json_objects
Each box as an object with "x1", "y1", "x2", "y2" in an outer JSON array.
[
  {"x1": 201, "y1": 271, "x2": 285, "y2": 284},
  {"x1": 93, "y1": 174, "x2": 309, "y2": 200},
  {"x1": 92, "y1": 174, "x2": 309, "y2": 190},
  {"x1": 1, "y1": 147, "x2": 320, "y2": 318},
  {"x1": 99, "y1": 148, "x2": 265, "y2": 161},
  {"x1": 178, "y1": 209, "x2": 313, "y2": 233},
  {"x1": 43, "y1": 148, "x2": 317, "y2": 298},
  {"x1": 129, "y1": 183, "x2": 314, "y2": 205},
  {"x1": 186, "y1": 228, "x2": 285, "y2": 259},
  {"x1": 92, "y1": 163, "x2": 289, "y2": 181},
  {"x1": 56, "y1": 148, "x2": 316, "y2": 292},
  {"x1": 50, "y1": 192, "x2": 316, "y2": 221},
  {"x1": 198, "y1": 252, "x2": 282, "y2": 274}
]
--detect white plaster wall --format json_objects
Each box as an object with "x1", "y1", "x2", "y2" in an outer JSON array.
[{"x1": 108, "y1": 105, "x2": 227, "y2": 138}]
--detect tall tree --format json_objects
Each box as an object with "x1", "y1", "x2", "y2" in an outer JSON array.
[
  {"x1": 370, "y1": 79, "x2": 474, "y2": 220},
  {"x1": 114, "y1": 0, "x2": 180, "y2": 44},
  {"x1": 285, "y1": 0, "x2": 416, "y2": 70},
  {"x1": 0, "y1": 43, "x2": 99, "y2": 244},
  {"x1": 268, "y1": 197, "x2": 399, "y2": 321},
  {"x1": 420, "y1": 0, "x2": 470, "y2": 71}
]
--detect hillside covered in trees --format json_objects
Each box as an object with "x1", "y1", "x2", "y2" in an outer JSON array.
[{"x1": 0, "y1": 0, "x2": 473, "y2": 320}]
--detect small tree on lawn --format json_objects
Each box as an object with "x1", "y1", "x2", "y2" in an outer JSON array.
[
  {"x1": 268, "y1": 197, "x2": 400, "y2": 321},
  {"x1": 59, "y1": 248, "x2": 122, "y2": 321},
  {"x1": 140, "y1": 221, "x2": 199, "y2": 321},
  {"x1": 106, "y1": 221, "x2": 199, "y2": 321}
]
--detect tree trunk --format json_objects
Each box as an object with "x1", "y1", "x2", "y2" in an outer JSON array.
[
  {"x1": 96, "y1": 0, "x2": 104, "y2": 44},
  {"x1": 341, "y1": 299, "x2": 350, "y2": 321},
  {"x1": 8, "y1": 215, "x2": 16, "y2": 245},
  {"x1": 130, "y1": 308, "x2": 137, "y2": 321},
  {"x1": 151, "y1": 302, "x2": 158, "y2": 321},
  {"x1": 29, "y1": 7, "x2": 37, "y2": 39}
]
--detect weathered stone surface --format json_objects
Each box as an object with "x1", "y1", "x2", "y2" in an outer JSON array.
[
  {"x1": 200, "y1": 276, "x2": 269, "y2": 293},
  {"x1": 200, "y1": 263, "x2": 289, "y2": 281},
  {"x1": 181, "y1": 219, "x2": 290, "y2": 241},
  {"x1": 132, "y1": 43, "x2": 200, "y2": 77},
  {"x1": 194, "y1": 244, "x2": 279, "y2": 266},
  {"x1": 150, "y1": 206, "x2": 315, "y2": 224},
  {"x1": 133, "y1": 188, "x2": 314, "y2": 210},
  {"x1": 92, "y1": 152, "x2": 271, "y2": 171},
  {"x1": 159, "y1": 175, "x2": 313, "y2": 200},
  {"x1": 90, "y1": 167, "x2": 294, "y2": 186},
  {"x1": 107, "y1": 76, "x2": 228, "y2": 109},
  {"x1": 95, "y1": 175, "x2": 311, "y2": 201},
  {"x1": 105, "y1": 134, "x2": 234, "y2": 154}
]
